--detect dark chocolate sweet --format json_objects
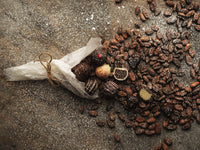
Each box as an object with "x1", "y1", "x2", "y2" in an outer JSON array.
[
  {"x1": 127, "y1": 96, "x2": 139, "y2": 108},
  {"x1": 91, "y1": 48, "x2": 107, "y2": 66},
  {"x1": 73, "y1": 62, "x2": 92, "y2": 82},
  {"x1": 103, "y1": 81, "x2": 119, "y2": 97},
  {"x1": 113, "y1": 68, "x2": 128, "y2": 81},
  {"x1": 85, "y1": 78, "x2": 99, "y2": 95}
]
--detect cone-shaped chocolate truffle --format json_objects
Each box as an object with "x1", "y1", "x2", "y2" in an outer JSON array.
[{"x1": 73, "y1": 62, "x2": 92, "y2": 82}]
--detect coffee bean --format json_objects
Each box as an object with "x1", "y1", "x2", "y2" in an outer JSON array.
[
  {"x1": 155, "y1": 122, "x2": 161, "y2": 134},
  {"x1": 109, "y1": 112, "x2": 115, "y2": 121},
  {"x1": 164, "y1": 137, "x2": 172, "y2": 146},
  {"x1": 135, "y1": 6, "x2": 141, "y2": 15},
  {"x1": 190, "y1": 81, "x2": 199, "y2": 88},
  {"x1": 167, "y1": 16, "x2": 177, "y2": 24},
  {"x1": 125, "y1": 120, "x2": 132, "y2": 128},
  {"x1": 145, "y1": 129, "x2": 155, "y2": 136},
  {"x1": 190, "y1": 69, "x2": 196, "y2": 79},
  {"x1": 96, "y1": 121, "x2": 106, "y2": 127},
  {"x1": 162, "y1": 142, "x2": 169, "y2": 150},
  {"x1": 107, "y1": 120, "x2": 115, "y2": 128},
  {"x1": 89, "y1": 110, "x2": 98, "y2": 117},
  {"x1": 182, "y1": 122, "x2": 191, "y2": 130},
  {"x1": 195, "y1": 25, "x2": 200, "y2": 31},
  {"x1": 147, "y1": 117, "x2": 156, "y2": 124},
  {"x1": 166, "y1": 124, "x2": 177, "y2": 131},
  {"x1": 114, "y1": 133, "x2": 120, "y2": 142},
  {"x1": 164, "y1": 10, "x2": 172, "y2": 17},
  {"x1": 135, "y1": 128, "x2": 145, "y2": 135},
  {"x1": 174, "y1": 104, "x2": 184, "y2": 111},
  {"x1": 154, "y1": 145, "x2": 162, "y2": 150},
  {"x1": 79, "y1": 105, "x2": 85, "y2": 114},
  {"x1": 136, "y1": 117, "x2": 145, "y2": 122},
  {"x1": 186, "y1": 54, "x2": 193, "y2": 66},
  {"x1": 143, "y1": 10, "x2": 150, "y2": 19}
]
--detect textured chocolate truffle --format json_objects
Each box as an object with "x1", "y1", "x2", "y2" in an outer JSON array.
[
  {"x1": 113, "y1": 68, "x2": 128, "y2": 81},
  {"x1": 91, "y1": 48, "x2": 107, "y2": 66},
  {"x1": 96, "y1": 64, "x2": 111, "y2": 79},
  {"x1": 103, "y1": 81, "x2": 119, "y2": 97},
  {"x1": 73, "y1": 62, "x2": 92, "y2": 82},
  {"x1": 85, "y1": 78, "x2": 98, "y2": 95}
]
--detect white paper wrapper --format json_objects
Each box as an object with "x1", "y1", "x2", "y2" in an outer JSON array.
[{"x1": 5, "y1": 37, "x2": 102, "y2": 99}]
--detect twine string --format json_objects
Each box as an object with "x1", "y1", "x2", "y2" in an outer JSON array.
[{"x1": 38, "y1": 53, "x2": 60, "y2": 87}]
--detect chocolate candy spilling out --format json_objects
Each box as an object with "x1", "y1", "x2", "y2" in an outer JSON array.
[
  {"x1": 103, "y1": 81, "x2": 119, "y2": 97},
  {"x1": 91, "y1": 48, "x2": 107, "y2": 66},
  {"x1": 73, "y1": 62, "x2": 92, "y2": 82},
  {"x1": 139, "y1": 88, "x2": 152, "y2": 101},
  {"x1": 96, "y1": 64, "x2": 111, "y2": 79},
  {"x1": 85, "y1": 78, "x2": 99, "y2": 95},
  {"x1": 113, "y1": 68, "x2": 129, "y2": 81}
]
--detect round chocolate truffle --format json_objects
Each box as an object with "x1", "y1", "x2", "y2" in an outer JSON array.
[
  {"x1": 73, "y1": 62, "x2": 92, "y2": 82},
  {"x1": 103, "y1": 81, "x2": 119, "y2": 97},
  {"x1": 85, "y1": 78, "x2": 99, "y2": 95},
  {"x1": 91, "y1": 48, "x2": 107, "y2": 66}
]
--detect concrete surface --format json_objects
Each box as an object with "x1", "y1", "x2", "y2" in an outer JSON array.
[{"x1": 0, "y1": 0, "x2": 200, "y2": 150}]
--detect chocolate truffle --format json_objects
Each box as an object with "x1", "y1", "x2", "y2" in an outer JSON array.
[
  {"x1": 91, "y1": 48, "x2": 107, "y2": 66},
  {"x1": 96, "y1": 64, "x2": 111, "y2": 79},
  {"x1": 113, "y1": 68, "x2": 128, "y2": 81},
  {"x1": 85, "y1": 78, "x2": 99, "y2": 95},
  {"x1": 73, "y1": 62, "x2": 92, "y2": 82},
  {"x1": 103, "y1": 81, "x2": 119, "y2": 97}
]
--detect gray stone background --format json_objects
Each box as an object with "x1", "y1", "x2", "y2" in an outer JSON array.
[{"x1": 0, "y1": 0, "x2": 200, "y2": 150}]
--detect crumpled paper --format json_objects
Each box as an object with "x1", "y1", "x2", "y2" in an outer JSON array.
[{"x1": 5, "y1": 37, "x2": 102, "y2": 99}]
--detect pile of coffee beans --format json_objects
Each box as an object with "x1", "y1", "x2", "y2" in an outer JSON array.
[{"x1": 73, "y1": 0, "x2": 200, "y2": 149}]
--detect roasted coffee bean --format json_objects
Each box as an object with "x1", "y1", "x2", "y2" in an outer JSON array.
[
  {"x1": 145, "y1": 129, "x2": 155, "y2": 136},
  {"x1": 154, "y1": 8, "x2": 161, "y2": 16},
  {"x1": 190, "y1": 69, "x2": 196, "y2": 79},
  {"x1": 156, "y1": 30, "x2": 163, "y2": 39},
  {"x1": 148, "y1": 123, "x2": 156, "y2": 130},
  {"x1": 109, "y1": 112, "x2": 115, "y2": 121},
  {"x1": 164, "y1": 10, "x2": 172, "y2": 17},
  {"x1": 166, "y1": 124, "x2": 177, "y2": 131},
  {"x1": 96, "y1": 121, "x2": 106, "y2": 127},
  {"x1": 139, "y1": 122, "x2": 148, "y2": 129},
  {"x1": 149, "y1": 1, "x2": 157, "y2": 12},
  {"x1": 114, "y1": 133, "x2": 120, "y2": 142},
  {"x1": 193, "y1": 12, "x2": 199, "y2": 22},
  {"x1": 155, "y1": 122, "x2": 161, "y2": 134},
  {"x1": 164, "y1": 137, "x2": 172, "y2": 146},
  {"x1": 194, "y1": 2, "x2": 200, "y2": 11},
  {"x1": 125, "y1": 120, "x2": 132, "y2": 128},
  {"x1": 162, "y1": 142, "x2": 169, "y2": 150},
  {"x1": 190, "y1": 82, "x2": 199, "y2": 88},
  {"x1": 118, "y1": 114, "x2": 126, "y2": 122},
  {"x1": 140, "y1": 13, "x2": 146, "y2": 21},
  {"x1": 154, "y1": 145, "x2": 162, "y2": 150},
  {"x1": 174, "y1": 104, "x2": 184, "y2": 111},
  {"x1": 166, "y1": 1, "x2": 175, "y2": 7},
  {"x1": 195, "y1": 25, "x2": 200, "y2": 31},
  {"x1": 167, "y1": 16, "x2": 177, "y2": 24},
  {"x1": 186, "y1": 54, "x2": 193, "y2": 66},
  {"x1": 136, "y1": 117, "x2": 145, "y2": 123},
  {"x1": 143, "y1": 10, "x2": 150, "y2": 19},
  {"x1": 135, "y1": 6, "x2": 141, "y2": 15},
  {"x1": 187, "y1": 19, "x2": 193, "y2": 29},
  {"x1": 89, "y1": 110, "x2": 98, "y2": 117},
  {"x1": 135, "y1": 128, "x2": 145, "y2": 135},
  {"x1": 145, "y1": 29, "x2": 154, "y2": 35},
  {"x1": 182, "y1": 122, "x2": 191, "y2": 130},
  {"x1": 188, "y1": 49, "x2": 195, "y2": 57},
  {"x1": 107, "y1": 120, "x2": 115, "y2": 128}
]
